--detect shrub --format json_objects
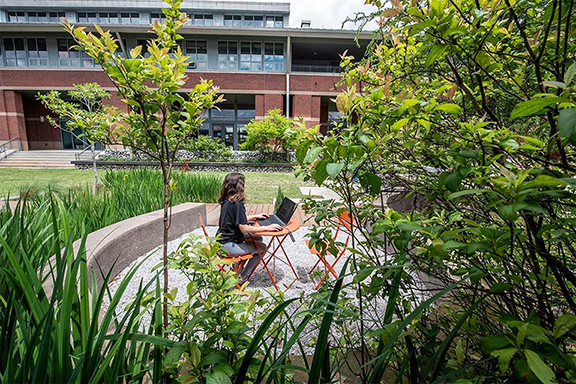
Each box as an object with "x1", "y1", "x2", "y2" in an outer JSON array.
[
  {"x1": 183, "y1": 135, "x2": 233, "y2": 160},
  {"x1": 0, "y1": 196, "x2": 167, "y2": 383},
  {"x1": 241, "y1": 109, "x2": 298, "y2": 155}
]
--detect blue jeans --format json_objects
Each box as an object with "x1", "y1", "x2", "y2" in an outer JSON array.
[{"x1": 222, "y1": 235, "x2": 266, "y2": 278}]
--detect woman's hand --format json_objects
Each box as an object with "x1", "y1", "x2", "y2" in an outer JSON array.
[
  {"x1": 265, "y1": 224, "x2": 283, "y2": 232},
  {"x1": 249, "y1": 213, "x2": 269, "y2": 221}
]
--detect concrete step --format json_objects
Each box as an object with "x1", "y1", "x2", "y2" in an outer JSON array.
[{"x1": 0, "y1": 150, "x2": 80, "y2": 168}]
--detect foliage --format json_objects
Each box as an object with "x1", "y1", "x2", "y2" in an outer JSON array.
[
  {"x1": 10, "y1": 170, "x2": 221, "y2": 244},
  {"x1": 183, "y1": 135, "x2": 233, "y2": 161},
  {"x1": 241, "y1": 109, "x2": 298, "y2": 155},
  {"x1": 63, "y1": 0, "x2": 222, "y2": 327},
  {"x1": 274, "y1": 186, "x2": 285, "y2": 211},
  {"x1": 162, "y1": 235, "x2": 274, "y2": 383},
  {"x1": 0, "y1": 196, "x2": 169, "y2": 383},
  {"x1": 290, "y1": 0, "x2": 576, "y2": 381},
  {"x1": 37, "y1": 83, "x2": 114, "y2": 194}
]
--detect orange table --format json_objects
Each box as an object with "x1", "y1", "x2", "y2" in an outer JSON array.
[{"x1": 247, "y1": 218, "x2": 301, "y2": 291}]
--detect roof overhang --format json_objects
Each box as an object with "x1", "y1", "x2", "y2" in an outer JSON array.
[{"x1": 0, "y1": 23, "x2": 374, "y2": 40}]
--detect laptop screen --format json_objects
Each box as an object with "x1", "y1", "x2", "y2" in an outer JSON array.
[{"x1": 276, "y1": 198, "x2": 296, "y2": 223}]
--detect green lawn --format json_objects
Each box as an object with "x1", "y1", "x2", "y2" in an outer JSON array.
[{"x1": 0, "y1": 168, "x2": 312, "y2": 204}]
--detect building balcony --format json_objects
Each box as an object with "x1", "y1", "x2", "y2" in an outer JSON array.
[{"x1": 291, "y1": 64, "x2": 342, "y2": 74}]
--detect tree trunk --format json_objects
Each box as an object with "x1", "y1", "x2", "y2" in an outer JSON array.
[
  {"x1": 91, "y1": 144, "x2": 98, "y2": 195},
  {"x1": 161, "y1": 161, "x2": 170, "y2": 329}
]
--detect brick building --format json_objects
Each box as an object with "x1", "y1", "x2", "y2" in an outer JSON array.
[{"x1": 0, "y1": 0, "x2": 369, "y2": 150}]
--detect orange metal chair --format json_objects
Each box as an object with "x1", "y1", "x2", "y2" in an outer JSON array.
[
  {"x1": 198, "y1": 213, "x2": 253, "y2": 274},
  {"x1": 306, "y1": 211, "x2": 352, "y2": 289}
]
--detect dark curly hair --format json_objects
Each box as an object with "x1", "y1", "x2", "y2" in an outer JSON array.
[{"x1": 218, "y1": 172, "x2": 246, "y2": 205}]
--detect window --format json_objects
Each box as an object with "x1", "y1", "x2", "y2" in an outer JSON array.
[
  {"x1": 224, "y1": 15, "x2": 241, "y2": 27},
  {"x1": 192, "y1": 14, "x2": 213, "y2": 26},
  {"x1": 49, "y1": 12, "x2": 66, "y2": 22},
  {"x1": 243, "y1": 15, "x2": 254, "y2": 27},
  {"x1": 3, "y1": 38, "x2": 27, "y2": 66},
  {"x1": 264, "y1": 42, "x2": 284, "y2": 71},
  {"x1": 120, "y1": 12, "x2": 139, "y2": 24},
  {"x1": 8, "y1": 11, "x2": 27, "y2": 22},
  {"x1": 240, "y1": 42, "x2": 262, "y2": 71},
  {"x1": 99, "y1": 12, "x2": 118, "y2": 24},
  {"x1": 328, "y1": 111, "x2": 346, "y2": 130},
  {"x1": 218, "y1": 41, "x2": 238, "y2": 70},
  {"x1": 78, "y1": 12, "x2": 97, "y2": 23},
  {"x1": 151, "y1": 12, "x2": 166, "y2": 23},
  {"x1": 184, "y1": 40, "x2": 208, "y2": 70},
  {"x1": 275, "y1": 16, "x2": 283, "y2": 28},
  {"x1": 58, "y1": 38, "x2": 81, "y2": 67},
  {"x1": 254, "y1": 16, "x2": 264, "y2": 27},
  {"x1": 266, "y1": 16, "x2": 274, "y2": 28},
  {"x1": 26, "y1": 38, "x2": 48, "y2": 66},
  {"x1": 27, "y1": 12, "x2": 47, "y2": 22}
]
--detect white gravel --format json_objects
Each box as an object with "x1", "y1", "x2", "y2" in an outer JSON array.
[{"x1": 103, "y1": 225, "x2": 427, "y2": 354}]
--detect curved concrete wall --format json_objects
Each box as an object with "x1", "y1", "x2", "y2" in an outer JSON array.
[
  {"x1": 81, "y1": 202, "x2": 207, "y2": 288},
  {"x1": 43, "y1": 203, "x2": 206, "y2": 295}
]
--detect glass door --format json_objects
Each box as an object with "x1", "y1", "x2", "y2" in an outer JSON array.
[{"x1": 211, "y1": 123, "x2": 236, "y2": 149}]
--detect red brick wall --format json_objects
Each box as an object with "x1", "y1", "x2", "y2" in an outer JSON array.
[
  {"x1": 0, "y1": 90, "x2": 28, "y2": 150},
  {"x1": 292, "y1": 94, "x2": 321, "y2": 127},
  {"x1": 255, "y1": 94, "x2": 284, "y2": 118}
]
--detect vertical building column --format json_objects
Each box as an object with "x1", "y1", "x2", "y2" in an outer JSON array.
[
  {"x1": 255, "y1": 94, "x2": 284, "y2": 119},
  {"x1": 292, "y1": 94, "x2": 321, "y2": 128},
  {"x1": 0, "y1": 90, "x2": 28, "y2": 150}
]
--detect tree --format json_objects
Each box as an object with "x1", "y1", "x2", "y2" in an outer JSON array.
[
  {"x1": 37, "y1": 83, "x2": 113, "y2": 194},
  {"x1": 63, "y1": 0, "x2": 222, "y2": 328},
  {"x1": 241, "y1": 109, "x2": 298, "y2": 157},
  {"x1": 293, "y1": 0, "x2": 576, "y2": 381}
]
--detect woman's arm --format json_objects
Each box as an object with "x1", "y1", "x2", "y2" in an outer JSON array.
[
  {"x1": 239, "y1": 223, "x2": 282, "y2": 234},
  {"x1": 247, "y1": 213, "x2": 269, "y2": 221}
]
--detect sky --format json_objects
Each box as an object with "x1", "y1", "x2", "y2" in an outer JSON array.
[{"x1": 287, "y1": 0, "x2": 376, "y2": 30}]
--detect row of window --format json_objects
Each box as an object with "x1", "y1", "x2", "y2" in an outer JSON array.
[
  {"x1": 1, "y1": 37, "x2": 285, "y2": 71},
  {"x1": 5, "y1": 11, "x2": 285, "y2": 28}
]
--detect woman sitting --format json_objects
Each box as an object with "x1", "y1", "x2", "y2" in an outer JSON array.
[{"x1": 216, "y1": 172, "x2": 282, "y2": 282}]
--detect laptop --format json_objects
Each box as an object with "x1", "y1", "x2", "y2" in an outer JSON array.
[{"x1": 258, "y1": 198, "x2": 297, "y2": 227}]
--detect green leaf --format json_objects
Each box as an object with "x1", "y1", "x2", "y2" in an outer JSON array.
[
  {"x1": 326, "y1": 163, "x2": 345, "y2": 179},
  {"x1": 435, "y1": 103, "x2": 462, "y2": 115},
  {"x1": 314, "y1": 160, "x2": 329, "y2": 186},
  {"x1": 542, "y1": 81, "x2": 566, "y2": 89},
  {"x1": 206, "y1": 370, "x2": 232, "y2": 384},
  {"x1": 497, "y1": 205, "x2": 519, "y2": 222},
  {"x1": 553, "y1": 314, "x2": 576, "y2": 340},
  {"x1": 359, "y1": 172, "x2": 382, "y2": 195},
  {"x1": 425, "y1": 44, "x2": 447, "y2": 68},
  {"x1": 489, "y1": 283, "x2": 514, "y2": 293},
  {"x1": 481, "y1": 334, "x2": 511, "y2": 352},
  {"x1": 491, "y1": 348, "x2": 517, "y2": 373},
  {"x1": 447, "y1": 189, "x2": 490, "y2": 199},
  {"x1": 525, "y1": 350, "x2": 557, "y2": 384},
  {"x1": 443, "y1": 172, "x2": 463, "y2": 192},
  {"x1": 511, "y1": 97, "x2": 562, "y2": 119},
  {"x1": 564, "y1": 62, "x2": 576, "y2": 84},
  {"x1": 304, "y1": 147, "x2": 322, "y2": 163},
  {"x1": 558, "y1": 108, "x2": 576, "y2": 144},
  {"x1": 525, "y1": 324, "x2": 552, "y2": 345}
]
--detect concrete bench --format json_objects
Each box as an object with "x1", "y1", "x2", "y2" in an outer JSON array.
[{"x1": 44, "y1": 202, "x2": 206, "y2": 294}]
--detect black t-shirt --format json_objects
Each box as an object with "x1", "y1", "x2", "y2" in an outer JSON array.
[{"x1": 216, "y1": 199, "x2": 248, "y2": 244}]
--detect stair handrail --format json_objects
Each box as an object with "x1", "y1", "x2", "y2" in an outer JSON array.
[
  {"x1": 75, "y1": 143, "x2": 95, "y2": 162},
  {"x1": 0, "y1": 137, "x2": 21, "y2": 160}
]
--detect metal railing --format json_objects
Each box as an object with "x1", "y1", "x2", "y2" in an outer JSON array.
[
  {"x1": 75, "y1": 143, "x2": 96, "y2": 162},
  {"x1": 291, "y1": 64, "x2": 343, "y2": 74},
  {"x1": 0, "y1": 137, "x2": 21, "y2": 160}
]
